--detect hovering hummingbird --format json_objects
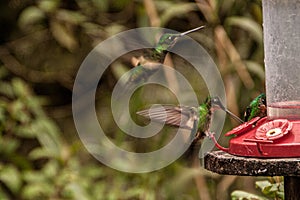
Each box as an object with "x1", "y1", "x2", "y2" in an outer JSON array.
[
  {"x1": 127, "y1": 26, "x2": 205, "y2": 85},
  {"x1": 137, "y1": 97, "x2": 243, "y2": 146},
  {"x1": 244, "y1": 93, "x2": 267, "y2": 122}
]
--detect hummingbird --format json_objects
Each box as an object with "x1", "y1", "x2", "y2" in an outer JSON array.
[
  {"x1": 137, "y1": 97, "x2": 243, "y2": 147},
  {"x1": 244, "y1": 93, "x2": 267, "y2": 122},
  {"x1": 126, "y1": 26, "x2": 205, "y2": 85}
]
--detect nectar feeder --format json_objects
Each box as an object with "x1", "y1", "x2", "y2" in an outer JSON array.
[
  {"x1": 211, "y1": 0, "x2": 300, "y2": 158},
  {"x1": 204, "y1": 0, "x2": 300, "y2": 199}
]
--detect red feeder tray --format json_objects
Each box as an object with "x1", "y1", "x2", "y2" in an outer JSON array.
[{"x1": 211, "y1": 117, "x2": 300, "y2": 157}]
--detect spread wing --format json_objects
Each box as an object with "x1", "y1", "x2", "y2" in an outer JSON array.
[{"x1": 137, "y1": 105, "x2": 199, "y2": 130}]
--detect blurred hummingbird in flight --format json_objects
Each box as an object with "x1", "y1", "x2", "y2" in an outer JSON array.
[
  {"x1": 244, "y1": 93, "x2": 267, "y2": 122},
  {"x1": 126, "y1": 26, "x2": 205, "y2": 85},
  {"x1": 137, "y1": 96, "x2": 244, "y2": 146}
]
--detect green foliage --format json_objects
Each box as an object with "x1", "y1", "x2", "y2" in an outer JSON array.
[
  {"x1": 0, "y1": 66, "x2": 190, "y2": 200},
  {"x1": 256, "y1": 180, "x2": 284, "y2": 199},
  {"x1": 231, "y1": 178, "x2": 284, "y2": 200},
  {"x1": 0, "y1": 69, "x2": 106, "y2": 199},
  {"x1": 231, "y1": 190, "x2": 268, "y2": 200}
]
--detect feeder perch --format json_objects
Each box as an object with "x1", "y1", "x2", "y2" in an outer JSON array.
[{"x1": 204, "y1": 0, "x2": 300, "y2": 199}]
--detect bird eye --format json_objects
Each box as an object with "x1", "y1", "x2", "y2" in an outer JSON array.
[
  {"x1": 168, "y1": 35, "x2": 177, "y2": 41},
  {"x1": 212, "y1": 97, "x2": 219, "y2": 103}
]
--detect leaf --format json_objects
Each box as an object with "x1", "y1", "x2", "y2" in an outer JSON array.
[
  {"x1": 9, "y1": 100, "x2": 31, "y2": 124},
  {"x1": 42, "y1": 160, "x2": 59, "y2": 178},
  {"x1": 36, "y1": 119, "x2": 62, "y2": 150},
  {"x1": 38, "y1": 0, "x2": 60, "y2": 13},
  {"x1": 0, "y1": 165, "x2": 22, "y2": 194},
  {"x1": 18, "y1": 6, "x2": 45, "y2": 30},
  {"x1": 15, "y1": 123, "x2": 37, "y2": 138},
  {"x1": 50, "y1": 20, "x2": 78, "y2": 52},
  {"x1": 231, "y1": 190, "x2": 268, "y2": 200},
  {"x1": 0, "y1": 82, "x2": 14, "y2": 98},
  {"x1": 91, "y1": 0, "x2": 109, "y2": 11},
  {"x1": 256, "y1": 180, "x2": 272, "y2": 192},
  {"x1": 160, "y1": 3, "x2": 198, "y2": 27},
  {"x1": 24, "y1": 97, "x2": 46, "y2": 117},
  {"x1": 26, "y1": 118, "x2": 63, "y2": 159},
  {"x1": 0, "y1": 103, "x2": 7, "y2": 123},
  {"x1": 81, "y1": 164, "x2": 105, "y2": 179},
  {"x1": 15, "y1": 117, "x2": 59, "y2": 139},
  {"x1": 23, "y1": 170, "x2": 47, "y2": 183},
  {"x1": 244, "y1": 61, "x2": 265, "y2": 80},
  {"x1": 29, "y1": 147, "x2": 59, "y2": 160},
  {"x1": 124, "y1": 188, "x2": 146, "y2": 199},
  {"x1": 110, "y1": 0, "x2": 132, "y2": 10},
  {"x1": 256, "y1": 180, "x2": 284, "y2": 198},
  {"x1": 81, "y1": 22, "x2": 103, "y2": 34},
  {"x1": 0, "y1": 137, "x2": 20, "y2": 154},
  {"x1": 0, "y1": 66, "x2": 9, "y2": 79},
  {"x1": 22, "y1": 182, "x2": 54, "y2": 199},
  {"x1": 12, "y1": 78, "x2": 31, "y2": 98},
  {"x1": 91, "y1": 182, "x2": 105, "y2": 199},
  {"x1": 110, "y1": 62, "x2": 130, "y2": 83},
  {"x1": 225, "y1": 16, "x2": 263, "y2": 44},
  {"x1": 63, "y1": 182, "x2": 90, "y2": 200},
  {"x1": 277, "y1": 191, "x2": 285, "y2": 199},
  {"x1": 0, "y1": 187, "x2": 10, "y2": 200},
  {"x1": 104, "y1": 24, "x2": 127, "y2": 36},
  {"x1": 56, "y1": 9, "x2": 87, "y2": 25}
]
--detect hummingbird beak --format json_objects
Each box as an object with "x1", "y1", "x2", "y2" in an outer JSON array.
[
  {"x1": 211, "y1": 97, "x2": 244, "y2": 124},
  {"x1": 223, "y1": 109, "x2": 244, "y2": 124},
  {"x1": 179, "y1": 25, "x2": 205, "y2": 36}
]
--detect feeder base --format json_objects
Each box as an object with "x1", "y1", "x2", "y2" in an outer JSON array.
[{"x1": 204, "y1": 150, "x2": 300, "y2": 176}]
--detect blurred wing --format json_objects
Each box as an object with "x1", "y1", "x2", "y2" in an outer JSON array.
[
  {"x1": 128, "y1": 62, "x2": 162, "y2": 84},
  {"x1": 137, "y1": 105, "x2": 199, "y2": 130},
  {"x1": 114, "y1": 62, "x2": 163, "y2": 99}
]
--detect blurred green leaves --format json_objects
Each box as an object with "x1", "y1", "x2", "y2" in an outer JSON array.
[
  {"x1": 231, "y1": 190, "x2": 268, "y2": 200},
  {"x1": 0, "y1": 66, "x2": 168, "y2": 200},
  {"x1": 0, "y1": 165, "x2": 22, "y2": 194},
  {"x1": 50, "y1": 19, "x2": 78, "y2": 52},
  {"x1": 38, "y1": 0, "x2": 61, "y2": 13},
  {"x1": 0, "y1": 70, "x2": 112, "y2": 199},
  {"x1": 231, "y1": 179, "x2": 284, "y2": 200},
  {"x1": 159, "y1": 3, "x2": 198, "y2": 26},
  {"x1": 225, "y1": 16, "x2": 263, "y2": 43},
  {"x1": 18, "y1": 6, "x2": 46, "y2": 31},
  {"x1": 256, "y1": 180, "x2": 284, "y2": 199},
  {"x1": 0, "y1": 70, "x2": 60, "y2": 198}
]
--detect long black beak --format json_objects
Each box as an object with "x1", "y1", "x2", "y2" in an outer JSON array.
[
  {"x1": 179, "y1": 25, "x2": 205, "y2": 36},
  {"x1": 211, "y1": 97, "x2": 244, "y2": 124}
]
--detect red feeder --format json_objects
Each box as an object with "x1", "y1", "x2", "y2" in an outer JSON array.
[
  {"x1": 210, "y1": 0, "x2": 300, "y2": 158},
  {"x1": 210, "y1": 116, "x2": 300, "y2": 157}
]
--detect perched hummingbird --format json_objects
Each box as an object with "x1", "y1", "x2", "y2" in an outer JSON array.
[
  {"x1": 244, "y1": 93, "x2": 267, "y2": 122},
  {"x1": 127, "y1": 26, "x2": 205, "y2": 85},
  {"x1": 137, "y1": 97, "x2": 243, "y2": 145}
]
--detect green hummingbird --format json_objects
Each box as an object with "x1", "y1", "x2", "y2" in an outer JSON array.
[
  {"x1": 127, "y1": 26, "x2": 205, "y2": 85},
  {"x1": 137, "y1": 97, "x2": 243, "y2": 144},
  {"x1": 244, "y1": 93, "x2": 267, "y2": 122}
]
